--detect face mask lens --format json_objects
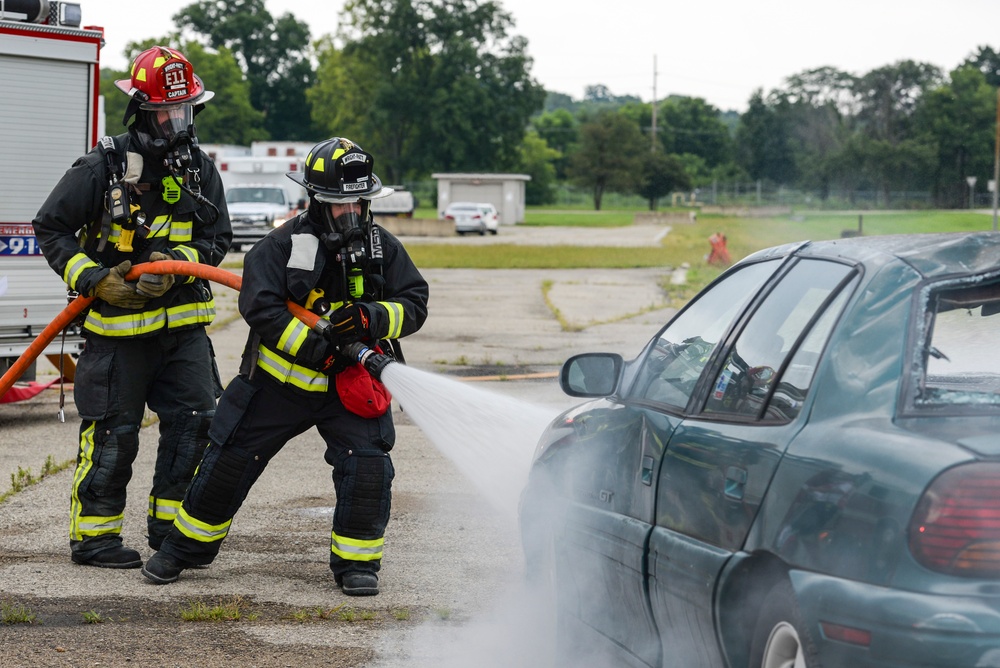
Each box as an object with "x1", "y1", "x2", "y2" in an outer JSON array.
[
  {"x1": 330, "y1": 202, "x2": 362, "y2": 235},
  {"x1": 149, "y1": 105, "x2": 193, "y2": 141}
]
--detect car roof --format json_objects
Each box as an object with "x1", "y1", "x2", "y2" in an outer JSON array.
[{"x1": 746, "y1": 232, "x2": 1000, "y2": 280}]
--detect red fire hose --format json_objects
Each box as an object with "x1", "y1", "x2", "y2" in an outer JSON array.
[{"x1": 0, "y1": 260, "x2": 321, "y2": 400}]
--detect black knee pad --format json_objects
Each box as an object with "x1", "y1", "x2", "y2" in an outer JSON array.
[
  {"x1": 80, "y1": 424, "x2": 140, "y2": 498},
  {"x1": 333, "y1": 450, "x2": 395, "y2": 536}
]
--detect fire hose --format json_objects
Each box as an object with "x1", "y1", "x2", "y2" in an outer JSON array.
[{"x1": 0, "y1": 260, "x2": 324, "y2": 400}]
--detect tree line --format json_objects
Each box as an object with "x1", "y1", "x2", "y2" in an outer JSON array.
[{"x1": 99, "y1": 0, "x2": 1000, "y2": 210}]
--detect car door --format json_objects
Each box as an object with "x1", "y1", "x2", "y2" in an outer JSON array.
[
  {"x1": 646, "y1": 258, "x2": 857, "y2": 667},
  {"x1": 559, "y1": 259, "x2": 783, "y2": 666}
]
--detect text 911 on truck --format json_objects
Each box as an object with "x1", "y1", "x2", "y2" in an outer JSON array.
[{"x1": 0, "y1": 1, "x2": 101, "y2": 395}]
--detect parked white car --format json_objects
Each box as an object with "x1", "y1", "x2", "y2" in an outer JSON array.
[{"x1": 444, "y1": 202, "x2": 499, "y2": 236}]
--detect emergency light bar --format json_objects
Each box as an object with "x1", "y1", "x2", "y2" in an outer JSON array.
[{"x1": 0, "y1": 0, "x2": 81, "y2": 27}]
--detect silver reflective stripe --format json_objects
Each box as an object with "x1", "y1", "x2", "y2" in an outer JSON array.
[
  {"x1": 77, "y1": 516, "x2": 124, "y2": 534},
  {"x1": 174, "y1": 509, "x2": 231, "y2": 543},
  {"x1": 257, "y1": 345, "x2": 330, "y2": 391}
]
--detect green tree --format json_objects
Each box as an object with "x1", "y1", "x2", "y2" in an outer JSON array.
[
  {"x1": 531, "y1": 108, "x2": 578, "y2": 179},
  {"x1": 568, "y1": 110, "x2": 645, "y2": 210},
  {"x1": 313, "y1": 0, "x2": 545, "y2": 183},
  {"x1": 915, "y1": 66, "x2": 997, "y2": 207},
  {"x1": 518, "y1": 131, "x2": 560, "y2": 205},
  {"x1": 853, "y1": 60, "x2": 942, "y2": 202},
  {"x1": 735, "y1": 90, "x2": 797, "y2": 185},
  {"x1": 964, "y1": 46, "x2": 1000, "y2": 87},
  {"x1": 636, "y1": 151, "x2": 690, "y2": 210},
  {"x1": 174, "y1": 0, "x2": 317, "y2": 140},
  {"x1": 658, "y1": 97, "x2": 732, "y2": 167},
  {"x1": 774, "y1": 67, "x2": 857, "y2": 200}
]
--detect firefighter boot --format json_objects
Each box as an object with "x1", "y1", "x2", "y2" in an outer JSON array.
[
  {"x1": 340, "y1": 572, "x2": 379, "y2": 596},
  {"x1": 71, "y1": 545, "x2": 142, "y2": 569},
  {"x1": 141, "y1": 551, "x2": 189, "y2": 584}
]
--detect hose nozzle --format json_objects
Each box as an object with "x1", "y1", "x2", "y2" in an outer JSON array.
[{"x1": 341, "y1": 341, "x2": 394, "y2": 381}]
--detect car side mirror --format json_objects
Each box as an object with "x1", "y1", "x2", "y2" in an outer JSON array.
[{"x1": 560, "y1": 352, "x2": 623, "y2": 397}]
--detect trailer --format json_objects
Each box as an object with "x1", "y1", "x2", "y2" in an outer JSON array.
[{"x1": 0, "y1": 2, "x2": 103, "y2": 392}]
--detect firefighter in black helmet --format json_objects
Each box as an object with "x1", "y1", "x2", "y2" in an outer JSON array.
[
  {"x1": 143, "y1": 138, "x2": 429, "y2": 596},
  {"x1": 31, "y1": 46, "x2": 231, "y2": 569}
]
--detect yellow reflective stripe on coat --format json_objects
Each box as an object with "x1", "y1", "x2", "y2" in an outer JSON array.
[
  {"x1": 70, "y1": 422, "x2": 96, "y2": 541},
  {"x1": 64, "y1": 252, "x2": 99, "y2": 289},
  {"x1": 169, "y1": 219, "x2": 193, "y2": 242},
  {"x1": 149, "y1": 496, "x2": 181, "y2": 521},
  {"x1": 378, "y1": 300, "x2": 404, "y2": 339},
  {"x1": 331, "y1": 531, "x2": 384, "y2": 561},
  {"x1": 276, "y1": 317, "x2": 309, "y2": 356},
  {"x1": 75, "y1": 514, "x2": 125, "y2": 537},
  {"x1": 166, "y1": 299, "x2": 216, "y2": 327},
  {"x1": 171, "y1": 245, "x2": 199, "y2": 283},
  {"x1": 173, "y1": 506, "x2": 231, "y2": 543},
  {"x1": 82, "y1": 299, "x2": 214, "y2": 336},
  {"x1": 84, "y1": 308, "x2": 167, "y2": 336},
  {"x1": 256, "y1": 344, "x2": 330, "y2": 392}
]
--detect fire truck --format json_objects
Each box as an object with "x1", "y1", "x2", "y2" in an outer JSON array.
[{"x1": 0, "y1": 1, "x2": 102, "y2": 388}]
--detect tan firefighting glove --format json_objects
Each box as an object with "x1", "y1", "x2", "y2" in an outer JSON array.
[
  {"x1": 92, "y1": 260, "x2": 148, "y2": 309},
  {"x1": 136, "y1": 251, "x2": 175, "y2": 298}
]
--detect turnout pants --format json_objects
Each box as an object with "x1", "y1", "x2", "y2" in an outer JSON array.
[
  {"x1": 157, "y1": 373, "x2": 396, "y2": 578},
  {"x1": 70, "y1": 328, "x2": 219, "y2": 560}
]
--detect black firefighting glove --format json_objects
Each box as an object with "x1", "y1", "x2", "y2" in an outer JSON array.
[
  {"x1": 136, "y1": 251, "x2": 175, "y2": 298},
  {"x1": 92, "y1": 260, "x2": 148, "y2": 309},
  {"x1": 327, "y1": 303, "x2": 383, "y2": 343}
]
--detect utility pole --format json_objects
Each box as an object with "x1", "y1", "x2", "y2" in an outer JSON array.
[
  {"x1": 993, "y1": 88, "x2": 999, "y2": 231},
  {"x1": 651, "y1": 54, "x2": 657, "y2": 153}
]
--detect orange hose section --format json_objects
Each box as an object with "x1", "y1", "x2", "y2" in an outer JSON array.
[{"x1": 0, "y1": 260, "x2": 321, "y2": 399}]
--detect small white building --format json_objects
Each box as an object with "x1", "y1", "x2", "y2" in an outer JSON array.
[{"x1": 432, "y1": 173, "x2": 530, "y2": 225}]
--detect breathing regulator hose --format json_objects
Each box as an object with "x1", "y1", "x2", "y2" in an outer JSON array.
[{"x1": 0, "y1": 260, "x2": 321, "y2": 399}]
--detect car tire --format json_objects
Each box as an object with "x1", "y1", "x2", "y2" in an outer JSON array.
[
  {"x1": 479, "y1": 225, "x2": 486, "y2": 236},
  {"x1": 748, "y1": 579, "x2": 821, "y2": 668},
  {"x1": 489, "y1": 228, "x2": 498, "y2": 235}
]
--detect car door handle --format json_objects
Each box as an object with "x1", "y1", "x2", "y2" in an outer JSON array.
[{"x1": 724, "y1": 466, "x2": 747, "y2": 500}]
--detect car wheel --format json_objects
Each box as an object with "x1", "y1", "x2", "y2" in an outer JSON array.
[
  {"x1": 479, "y1": 225, "x2": 486, "y2": 236},
  {"x1": 489, "y1": 228, "x2": 498, "y2": 235},
  {"x1": 748, "y1": 579, "x2": 820, "y2": 668}
]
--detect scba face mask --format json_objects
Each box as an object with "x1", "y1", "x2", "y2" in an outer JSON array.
[
  {"x1": 322, "y1": 200, "x2": 370, "y2": 246},
  {"x1": 135, "y1": 105, "x2": 196, "y2": 170}
]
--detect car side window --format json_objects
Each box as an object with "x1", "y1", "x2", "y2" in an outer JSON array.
[
  {"x1": 702, "y1": 259, "x2": 854, "y2": 421},
  {"x1": 631, "y1": 260, "x2": 780, "y2": 410}
]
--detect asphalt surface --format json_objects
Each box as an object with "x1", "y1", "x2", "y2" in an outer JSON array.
[{"x1": 0, "y1": 223, "x2": 678, "y2": 666}]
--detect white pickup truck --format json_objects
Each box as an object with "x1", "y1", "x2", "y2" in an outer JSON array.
[{"x1": 225, "y1": 184, "x2": 305, "y2": 252}]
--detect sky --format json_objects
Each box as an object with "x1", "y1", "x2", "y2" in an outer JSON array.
[{"x1": 79, "y1": 0, "x2": 1000, "y2": 113}]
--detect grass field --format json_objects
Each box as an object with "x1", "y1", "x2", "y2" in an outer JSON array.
[{"x1": 405, "y1": 208, "x2": 998, "y2": 301}]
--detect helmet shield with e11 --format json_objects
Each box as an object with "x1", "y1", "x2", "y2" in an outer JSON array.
[
  {"x1": 115, "y1": 46, "x2": 212, "y2": 169},
  {"x1": 114, "y1": 46, "x2": 214, "y2": 126}
]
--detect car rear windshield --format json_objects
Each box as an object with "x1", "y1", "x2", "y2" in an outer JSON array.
[{"x1": 912, "y1": 276, "x2": 1000, "y2": 411}]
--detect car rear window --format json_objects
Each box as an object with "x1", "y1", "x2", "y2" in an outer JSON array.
[{"x1": 912, "y1": 277, "x2": 1000, "y2": 411}]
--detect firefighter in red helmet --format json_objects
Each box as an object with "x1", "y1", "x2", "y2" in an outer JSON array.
[
  {"x1": 31, "y1": 45, "x2": 231, "y2": 569},
  {"x1": 143, "y1": 138, "x2": 429, "y2": 597}
]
